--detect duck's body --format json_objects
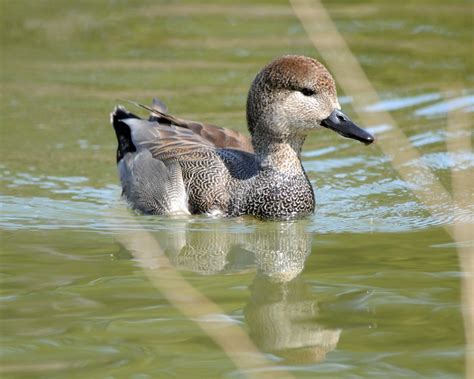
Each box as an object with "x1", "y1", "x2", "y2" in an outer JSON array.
[
  {"x1": 112, "y1": 55, "x2": 374, "y2": 219},
  {"x1": 113, "y1": 106, "x2": 315, "y2": 219}
]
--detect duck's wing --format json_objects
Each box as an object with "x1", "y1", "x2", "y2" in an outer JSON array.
[
  {"x1": 146, "y1": 98, "x2": 254, "y2": 153},
  {"x1": 128, "y1": 116, "x2": 260, "y2": 176},
  {"x1": 123, "y1": 117, "x2": 218, "y2": 161},
  {"x1": 217, "y1": 148, "x2": 260, "y2": 180},
  {"x1": 112, "y1": 103, "x2": 215, "y2": 156},
  {"x1": 112, "y1": 105, "x2": 259, "y2": 214},
  {"x1": 176, "y1": 120, "x2": 253, "y2": 153}
]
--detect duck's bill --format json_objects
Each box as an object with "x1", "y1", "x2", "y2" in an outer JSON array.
[{"x1": 321, "y1": 109, "x2": 374, "y2": 145}]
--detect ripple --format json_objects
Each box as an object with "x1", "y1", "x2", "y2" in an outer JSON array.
[
  {"x1": 415, "y1": 95, "x2": 474, "y2": 117},
  {"x1": 365, "y1": 93, "x2": 441, "y2": 112},
  {"x1": 302, "y1": 146, "x2": 339, "y2": 158},
  {"x1": 410, "y1": 130, "x2": 446, "y2": 147},
  {"x1": 365, "y1": 124, "x2": 393, "y2": 134},
  {"x1": 408, "y1": 150, "x2": 474, "y2": 171}
]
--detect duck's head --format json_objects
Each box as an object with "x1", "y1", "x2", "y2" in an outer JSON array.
[{"x1": 246, "y1": 55, "x2": 374, "y2": 145}]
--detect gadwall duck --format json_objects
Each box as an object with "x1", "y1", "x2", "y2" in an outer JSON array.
[{"x1": 111, "y1": 55, "x2": 374, "y2": 219}]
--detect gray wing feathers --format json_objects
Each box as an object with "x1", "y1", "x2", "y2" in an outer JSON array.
[
  {"x1": 116, "y1": 115, "x2": 258, "y2": 215},
  {"x1": 119, "y1": 150, "x2": 189, "y2": 215},
  {"x1": 217, "y1": 148, "x2": 259, "y2": 180},
  {"x1": 123, "y1": 118, "x2": 161, "y2": 148},
  {"x1": 122, "y1": 118, "x2": 214, "y2": 159}
]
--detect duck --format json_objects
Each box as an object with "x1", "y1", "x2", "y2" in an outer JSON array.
[{"x1": 111, "y1": 55, "x2": 374, "y2": 220}]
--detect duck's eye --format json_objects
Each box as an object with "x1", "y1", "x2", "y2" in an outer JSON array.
[{"x1": 300, "y1": 88, "x2": 315, "y2": 96}]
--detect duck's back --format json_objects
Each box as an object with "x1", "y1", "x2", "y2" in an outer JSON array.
[{"x1": 112, "y1": 105, "x2": 261, "y2": 216}]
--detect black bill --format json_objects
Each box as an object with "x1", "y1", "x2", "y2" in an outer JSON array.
[{"x1": 321, "y1": 109, "x2": 374, "y2": 145}]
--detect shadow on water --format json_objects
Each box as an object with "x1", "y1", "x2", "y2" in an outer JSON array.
[{"x1": 111, "y1": 214, "x2": 340, "y2": 370}]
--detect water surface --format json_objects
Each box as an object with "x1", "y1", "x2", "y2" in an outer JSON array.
[{"x1": 1, "y1": 1, "x2": 472, "y2": 378}]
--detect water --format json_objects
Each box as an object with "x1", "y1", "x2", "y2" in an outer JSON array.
[{"x1": 1, "y1": 1, "x2": 472, "y2": 378}]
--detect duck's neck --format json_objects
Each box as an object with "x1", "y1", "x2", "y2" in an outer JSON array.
[{"x1": 252, "y1": 133, "x2": 307, "y2": 174}]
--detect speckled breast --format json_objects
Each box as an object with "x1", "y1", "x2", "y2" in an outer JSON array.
[{"x1": 229, "y1": 170, "x2": 315, "y2": 219}]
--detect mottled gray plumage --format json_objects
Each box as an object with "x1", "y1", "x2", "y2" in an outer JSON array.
[{"x1": 111, "y1": 55, "x2": 374, "y2": 219}]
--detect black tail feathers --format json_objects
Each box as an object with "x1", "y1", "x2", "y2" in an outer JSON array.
[{"x1": 111, "y1": 106, "x2": 140, "y2": 163}]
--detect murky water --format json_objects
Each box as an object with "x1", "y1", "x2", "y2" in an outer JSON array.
[{"x1": 1, "y1": 1, "x2": 472, "y2": 378}]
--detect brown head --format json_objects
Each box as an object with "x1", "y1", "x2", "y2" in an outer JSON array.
[{"x1": 246, "y1": 55, "x2": 374, "y2": 148}]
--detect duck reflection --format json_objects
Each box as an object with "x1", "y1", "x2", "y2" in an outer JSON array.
[
  {"x1": 173, "y1": 220, "x2": 340, "y2": 363},
  {"x1": 118, "y1": 218, "x2": 341, "y2": 364},
  {"x1": 163, "y1": 221, "x2": 311, "y2": 280},
  {"x1": 246, "y1": 274, "x2": 341, "y2": 364}
]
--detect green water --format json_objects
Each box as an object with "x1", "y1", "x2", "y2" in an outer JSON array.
[{"x1": 1, "y1": 1, "x2": 472, "y2": 378}]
